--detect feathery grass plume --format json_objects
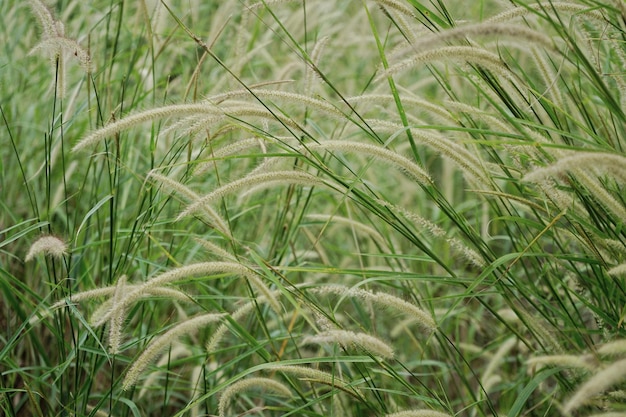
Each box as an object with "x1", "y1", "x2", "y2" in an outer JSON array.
[
  {"x1": 348, "y1": 94, "x2": 458, "y2": 125},
  {"x1": 137, "y1": 342, "x2": 192, "y2": 399},
  {"x1": 375, "y1": 0, "x2": 417, "y2": 19},
  {"x1": 392, "y1": 22, "x2": 555, "y2": 57},
  {"x1": 563, "y1": 358, "x2": 626, "y2": 414},
  {"x1": 27, "y1": 0, "x2": 92, "y2": 97},
  {"x1": 526, "y1": 354, "x2": 596, "y2": 372},
  {"x1": 584, "y1": 413, "x2": 626, "y2": 417},
  {"x1": 446, "y1": 237, "x2": 486, "y2": 268},
  {"x1": 384, "y1": 411, "x2": 452, "y2": 417},
  {"x1": 122, "y1": 312, "x2": 225, "y2": 390},
  {"x1": 243, "y1": 272, "x2": 282, "y2": 313},
  {"x1": 72, "y1": 104, "x2": 219, "y2": 152},
  {"x1": 177, "y1": 171, "x2": 325, "y2": 219},
  {"x1": 155, "y1": 103, "x2": 305, "y2": 141},
  {"x1": 377, "y1": 199, "x2": 485, "y2": 267},
  {"x1": 311, "y1": 285, "x2": 436, "y2": 331},
  {"x1": 573, "y1": 170, "x2": 626, "y2": 224},
  {"x1": 305, "y1": 36, "x2": 330, "y2": 96},
  {"x1": 213, "y1": 89, "x2": 347, "y2": 120},
  {"x1": 303, "y1": 329, "x2": 395, "y2": 359},
  {"x1": 523, "y1": 153, "x2": 626, "y2": 221},
  {"x1": 519, "y1": 308, "x2": 563, "y2": 354},
  {"x1": 308, "y1": 140, "x2": 432, "y2": 185},
  {"x1": 121, "y1": 261, "x2": 280, "y2": 314},
  {"x1": 608, "y1": 264, "x2": 626, "y2": 277},
  {"x1": 376, "y1": 200, "x2": 446, "y2": 238},
  {"x1": 60, "y1": 287, "x2": 184, "y2": 309},
  {"x1": 265, "y1": 364, "x2": 363, "y2": 398},
  {"x1": 485, "y1": 2, "x2": 606, "y2": 24},
  {"x1": 44, "y1": 285, "x2": 192, "y2": 327},
  {"x1": 206, "y1": 301, "x2": 257, "y2": 353},
  {"x1": 481, "y1": 337, "x2": 517, "y2": 392},
  {"x1": 218, "y1": 377, "x2": 292, "y2": 417},
  {"x1": 193, "y1": 137, "x2": 267, "y2": 176},
  {"x1": 85, "y1": 263, "x2": 252, "y2": 328},
  {"x1": 205, "y1": 286, "x2": 293, "y2": 352},
  {"x1": 369, "y1": 120, "x2": 492, "y2": 186},
  {"x1": 28, "y1": 0, "x2": 57, "y2": 38},
  {"x1": 597, "y1": 340, "x2": 626, "y2": 357},
  {"x1": 529, "y1": 47, "x2": 564, "y2": 110},
  {"x1": 108, "y1": 275, "x2": 127, "y2": 354},
  {"x1": 523, "y1": 153, "x2": 626, "y2": 185},
  {"x1": 25, "y1": 235, "x2": 68, "y2": 262},
  {"x1": 377, "y1": 46, "x2": 516, "y2": 84},
  {"x1": 146, "y1": 171, "x2": 232, "y2": 237},
  {"x1": 534, "y1": 179, "x2": 588, "y2": 219},
  {"x1": 193, "y1": 238, "x2": 237, "y2": 261},
  {"x1": 127, "y1": 262, "x2": 252, "y2": 293}
]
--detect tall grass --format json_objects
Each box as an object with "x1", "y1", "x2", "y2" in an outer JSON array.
[{"x1": 2, "y1": 0, "x2": 626, "y2": 416}]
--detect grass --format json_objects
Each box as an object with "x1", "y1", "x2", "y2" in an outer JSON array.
[{"x1": 2, "y1": 0, "x2": 626, "y2": 416}]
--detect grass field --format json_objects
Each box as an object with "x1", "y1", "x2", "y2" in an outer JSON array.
[{"x1": 2, "y1": 0, "x2": 626, "y2": 416}]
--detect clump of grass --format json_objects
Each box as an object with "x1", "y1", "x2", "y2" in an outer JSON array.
[{"x1": 3, "y1": 0, "x2": 626, "y2": 415}]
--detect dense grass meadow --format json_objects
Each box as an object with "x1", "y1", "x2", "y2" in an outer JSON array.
[{"x1": 2, "y1": 0, "x2": 626, "y2": 415}]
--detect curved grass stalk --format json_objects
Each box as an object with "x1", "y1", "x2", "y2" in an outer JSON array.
[
  {"x1": 369, "y1": 119, "x2": 492, "y2": 186},
  {"x1": 72, "y1": 104, "x2": 219, "y2": 152},
  {"x1": 218, "y1": 377, "x2": 292, "y2": 417},
  {"x1": 178, "y1": 170, "x2": 325, "y2": 219},
  {"x1": 303, "y1": 329, "x2": 395, "y2": 359},
  {"x1": 486, "y1": 2, "x2": 607, "y2": 24},
  {"x1": 563, "y1": 358, "x2": 626, "y2": 414},
  {"x1": 391, "y1": 23, "x2": 555, "y2": 58},
  {"x1": 25, "y1": 235, "x2": 67, "y2": 262},
  {"x1": 308, "y1": 140, "x2": 432, "y2": 186},
  {"x1": 122, "y1": 313, "x2": 226, "y2": 390},
  {"x1": 384, "y1": 410, "x2": 453, "y2": 417},
  {"x1": 377, "y1": 46, "x2": 516, "y2": 85},
  {"x1": 311, "y1": 285, "x2": 436, "y2": 331},
  {"x1": 265, "y1": 364, "x2": 363, "y2": 398},
  {"x1": 146, "y1": 171, "x2": 232, "y2": 237}
]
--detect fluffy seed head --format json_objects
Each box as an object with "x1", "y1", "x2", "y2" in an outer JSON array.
[
  {"x1": 25, "y1": 235, "x2": 68, "y2": 262},
  {"x1": 218, "y1": 377, "x2": 291, "y2": 417},
  {"x1": 562, "y1": 358, "x2": 626, "y2": 414},
  {"x1": 303, "y1": 329, "x2": 395, "y2": 359}
]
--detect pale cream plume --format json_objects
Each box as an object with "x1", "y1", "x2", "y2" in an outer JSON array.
[
  {"x1": 563, "y1": 358, "x2": 626, "y2": 414},
  {"x1": 218, "y1": 377, "x2": 291, "y2": 417},
  {"x1": 123, "y1": 313, "x2": 226, "y2": 390},
  {"x1": 25, "y1": 235, "x2": 68, "y2": 262}
]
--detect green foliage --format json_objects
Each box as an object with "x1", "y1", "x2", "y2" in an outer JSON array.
[{"x1": 2, "y1": 0, "x2": 626, "y2": 416}]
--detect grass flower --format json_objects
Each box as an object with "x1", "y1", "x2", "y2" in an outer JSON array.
[
  {"x1": 311, "y1": 285, "x2": 436, "y2": 331},
  {"x1": 177, "y1": 171, "x2": 324, "y2": 219},
  {"x1": 25, "y1": 235, "x2": 68, "y2": 262},
  {"x1": 377, "y1": 46, "x2": 515, "y2": 84},
  {"x1": 526, "y1": 354, "x2": 595, "y2": 372},
  {"x1": 146, "y1": 171, "x2": 232, "y2": 237},
  {"x1": 265, "y1": 364, "x2": 363, "y2": 398},
  {"x1": 218, "y1": 377, "x2": 292, "y2": 417},
  {"x1": 72, "y1": 104, "x2": 218, "y2": 152},
  {"x1": 597, "y1": 340, "x2": 626, "y2": 357},
  {"x1": 309, "y1": 140, "x2": 432, "y2": 186},
  {"x1": 392, "y1": 22, "x2": 555, "y2": 57},
  {"x1": 384, "y1": 410, "x2": 453, "y2": 417},
  {"x1": 122, "y1": 313, "x2": 226, "y2": 390},
  {"x1": 563, "y1": 358, "x2": 626, "y2": 414},
  {"x1": 303, "y1": 329, "x2": 395, "y2": 359},
  {"x1": 27, "y1": 0, "x2": 91, "y2": 97},
  {"x1": 108, "y1": 274, "x2": 127, "y2": 354}
]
